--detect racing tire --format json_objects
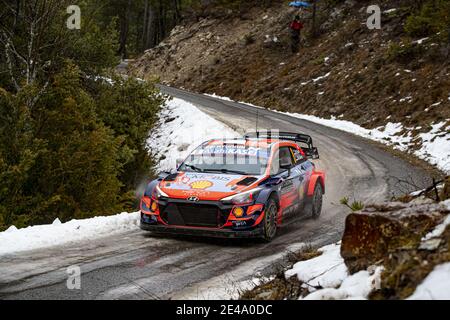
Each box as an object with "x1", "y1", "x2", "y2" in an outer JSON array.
[
  {"x1": 261, "y1": 197, "x2": 278, "y2": 242},
  {"x1": 309, "y1": 183, "x2": 323, "y2": 220}
]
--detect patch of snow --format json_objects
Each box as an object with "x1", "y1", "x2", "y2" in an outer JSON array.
[
  {"x1": 0, "y1": 212, "x2": 140, "y2": 256},
  {"x1": 414, "y1": 122, "x2": 450, "y2": 173},
  {"x1": 413, "y1": 37, "x2": 429, "y2": 45},
  {"x1": 285, "y1": 243, "x2": 383, "y2": 300},
  {"x1": 286, "y1": 243, "x2": 348, "y2": 290},
  {"x1": 276, "y1": 110, "x2": 413, "y2": 152},
  {"x1": 422, "y1": 208, "x2": 450, "y2": 241},
  {"x1": 302, "y1": 267, "x2": 383, "y2": 300},
  {"x1": 384, "y1": 8, "x2": 397, "y2": 13},
  {"x1": 148, "y1": 97, "x2": 239, "y2": 171},
  {"x1": 407, "y1": 262, "x2": 450, "y2": 300},
  {"x1": 313, "y1": 72, "x2": 331, "y2": 82},
  {"x1": 399, "y1": 96, "x2": 412, "y2": 102},
  {"x1": 204, "y1": 93, "x2": 233, "y2": 102}
]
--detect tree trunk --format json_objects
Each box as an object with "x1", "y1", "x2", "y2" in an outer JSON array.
[
  {"x1": 311, "y1": 0, "x2": 317, "y2": 38},
  {"x1": 141, "y1": 0, "x2": 149, "y2": 51},
  {"x1": 173, "y1": 0, "x2": 181, "y2": 23},
  {"x1": 118, "y1": 0, "x2": 132, "y2": 59},
  {"x1": 148, "y1": 5, "x2": 157, "y2": 49}
]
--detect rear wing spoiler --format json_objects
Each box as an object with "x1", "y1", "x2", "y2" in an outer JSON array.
[{"x1": 244, "y1": 131, "x2": 319, "y2": 159}]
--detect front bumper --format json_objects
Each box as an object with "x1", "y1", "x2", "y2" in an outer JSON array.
[{"x1": 140, "y1": 219, "x2": 264, "y2": 238}]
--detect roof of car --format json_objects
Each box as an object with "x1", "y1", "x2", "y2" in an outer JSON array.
[{"x1": 205, "y1": 138, "x2": 294, "y2": 148}]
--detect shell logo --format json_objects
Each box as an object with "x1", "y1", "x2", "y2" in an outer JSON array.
[{"x1": 190, "y1": 180, "x2": 213, "y2": 190}]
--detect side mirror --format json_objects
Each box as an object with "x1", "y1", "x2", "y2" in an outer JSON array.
[{"x1": 266, "y1": 177, "x2": 284, "y2": 186}]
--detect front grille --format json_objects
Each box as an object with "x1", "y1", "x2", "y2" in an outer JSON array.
[{"x1": 161, "y1": 203, "x2": 228, "y2": 228}]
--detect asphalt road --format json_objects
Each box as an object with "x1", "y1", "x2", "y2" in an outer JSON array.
[{"x1": 0, "y1": 86, "x2": 433, "y2": 300}]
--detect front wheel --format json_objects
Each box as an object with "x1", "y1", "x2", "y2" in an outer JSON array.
[{"x1": 261, "y1": 198, "x2": 278, "y2": 242}]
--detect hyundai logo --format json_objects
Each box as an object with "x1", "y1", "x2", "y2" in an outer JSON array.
[{"x1": 187, "y1": 196, "x2": 200, "y2": 202}]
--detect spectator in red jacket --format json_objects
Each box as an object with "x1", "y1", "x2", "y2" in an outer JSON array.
[{"x1": 290, "y1": 15, "x2": 304, "y2": 53}]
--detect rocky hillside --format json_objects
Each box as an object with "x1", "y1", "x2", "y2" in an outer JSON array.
[{"x1": 131, "y1": 0, "x2": 449, "y2": 173}]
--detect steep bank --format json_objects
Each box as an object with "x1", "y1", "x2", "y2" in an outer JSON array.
[{"x1": 131, "y1": 0, "x2": 449, "y2": 173}]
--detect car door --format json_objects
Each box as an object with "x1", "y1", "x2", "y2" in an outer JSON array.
[
  {"x1": 290, "y1": 146, "x2": 312, "y2": 204},
  {"x1": 271, "y1": 147, "x2": 298, "y2": 215}
]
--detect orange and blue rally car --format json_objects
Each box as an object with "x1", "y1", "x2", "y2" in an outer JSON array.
[{"x1": 140, "y1": 131, "x2": 325, "y2": 242}]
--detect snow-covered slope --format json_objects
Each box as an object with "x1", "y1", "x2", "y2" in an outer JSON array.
[
  {"x1": 148, "y1": 97, "x2": 239, "y2": 171},
  {"x1": 0, "y1": 212, "x2": 140, "y2": 256}
]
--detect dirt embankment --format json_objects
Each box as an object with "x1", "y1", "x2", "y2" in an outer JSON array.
[{"x1": 131, "y1": 0, "x2": 449, "y2": 137}]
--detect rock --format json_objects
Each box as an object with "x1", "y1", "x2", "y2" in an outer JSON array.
[
  {"x1": 341, "y1": 201, "x2": 449, "y2": 273},
  {"x1": 255, "y1": 291, "x2": 273, "y2": 300},
  {"x1": 440, "y1": 177, "x2": 450, "y2": 201}
]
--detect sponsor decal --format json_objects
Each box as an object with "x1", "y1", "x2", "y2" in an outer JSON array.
[
  {"x1": 181, "y1": 190, "x2": 212, "y2": 197},
  {"x1": 185, "y1": 173, "x2": 232, "y2": 182},
  {"x1": 194, "y1": 145, "x2": 270, "y2": 158},
  {"x1": 190, "y1": 180, "x2": 214, "y2": 190},
  {"x1": 178, "y1": 176, "x2": 191, "y2": 185}
]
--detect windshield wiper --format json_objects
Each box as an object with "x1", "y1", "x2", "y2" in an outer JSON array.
[
  {"x1": 184, "y1": 164, "x2": 204, "y2": 172},
  {"x1": 204, "y1": 169, "x2": 248, "y2": 175}
]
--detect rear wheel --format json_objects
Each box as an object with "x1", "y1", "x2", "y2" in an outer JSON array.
[
  {"x1": 310, "y1": 183, "x2": 323, "y2": 219},
  {"x1": 261, "y1": 198, "x2": 278, "y2": 242}
]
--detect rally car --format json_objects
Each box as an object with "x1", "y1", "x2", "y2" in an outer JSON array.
[{"x1": 140, "y1": 131, "x2": 325, "y2": 241}]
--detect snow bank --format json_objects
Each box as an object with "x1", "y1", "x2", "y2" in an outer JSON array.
[
  {"x1": 148, "y1": 97, "x2": 239, "y2": 171},
  {"x1": 303, "y1": 267, "x2": 383, "y2": 300},
  {"x1": 407, "y1": 262, "x2": 450, "y2": 300},
  {"x1": 286, "y1": 243, "x2": 348, "y2": 289},
  {"x1": 274, "y1": 112, "x2": 449, "y2": 174},
  {"x1": 284, "y1": 243, "x2": 383, "y2": 300},
  {"x1": 204, "y1": 93, "x2": 449, "y2": 174},
  {"x1": 0, "y1": 212, "x2": 140, "y2": 256},
  {"x1": 414, "y1": 122, "x2": 450, "y2": 173}
]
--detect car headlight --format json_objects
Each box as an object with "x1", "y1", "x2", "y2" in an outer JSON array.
[
  {"x1": 221, "y1": 188, "x2": 262, "y2": 205},
  {"x1": 154, "y1": 185, "x2": 168, "y2": 198}
]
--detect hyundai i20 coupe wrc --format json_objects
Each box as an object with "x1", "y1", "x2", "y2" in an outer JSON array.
[{"x1": 140, "y1": 132, "x2": 325, "y2": 242}]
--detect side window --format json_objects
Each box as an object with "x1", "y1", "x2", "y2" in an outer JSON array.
[
  {"x1": 270, "y1": 147, "x2": 294, "y2": 175},
  {"x1": 291, "y1": 147, "x2": 305, "y2": 164}
]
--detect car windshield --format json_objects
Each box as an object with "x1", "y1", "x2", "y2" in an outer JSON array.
[{"x1": 180, "y1": 144, "x2": 270, "y2": 175}]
